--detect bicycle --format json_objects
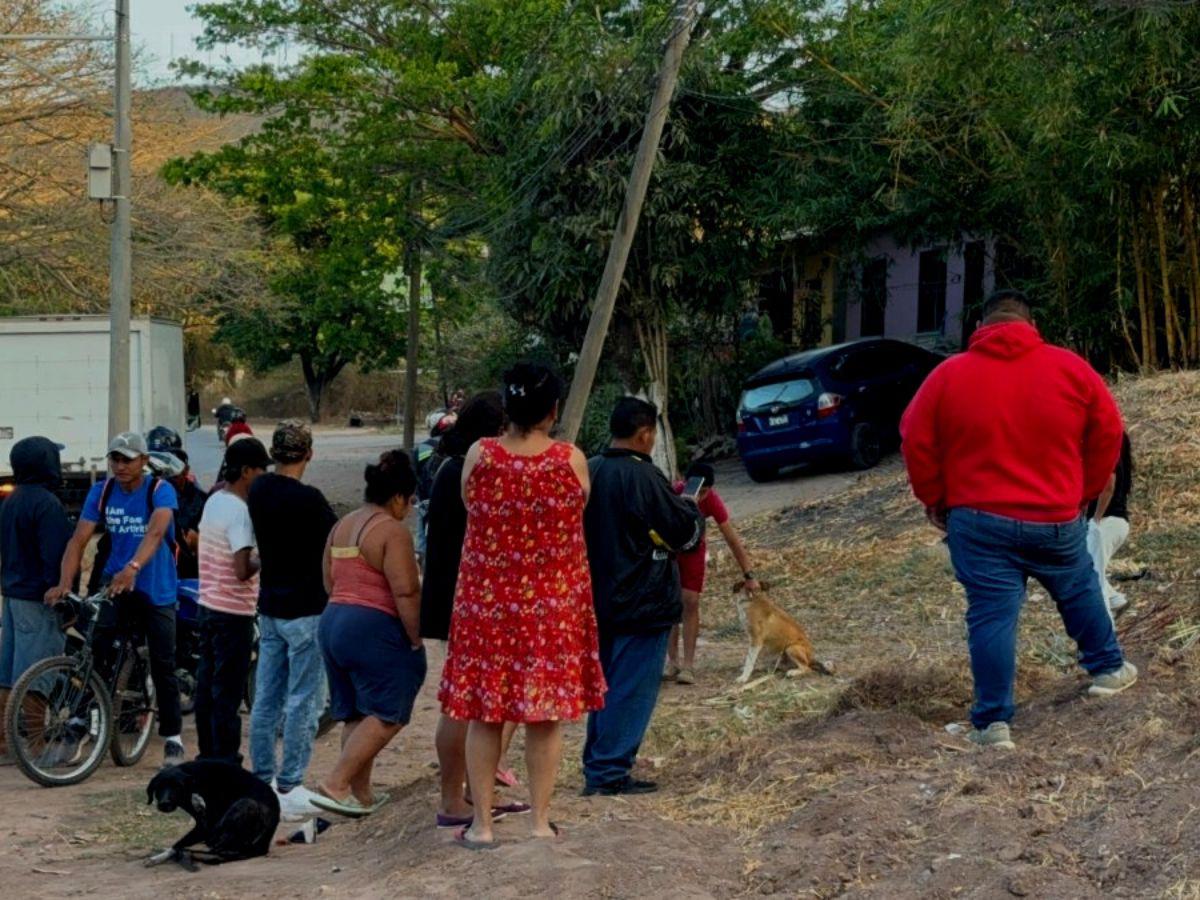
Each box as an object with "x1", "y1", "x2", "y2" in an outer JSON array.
[{"x1": 5, "y1": 590, "x2": 157, "y2": 787}]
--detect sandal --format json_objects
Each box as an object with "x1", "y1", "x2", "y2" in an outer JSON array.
[
  {"x1": 311, "y1": 788, "x2": 372, "y2": 818},
  {"x1": 492, "y1": 801, "x2": 531, "y2": 816},
  {"x1": 495, "y1": 767, "x2": 521, "y2": 789},
  {"x1": 454, "y1": 825, "x2": 498, "y2": 851},
  {"x1": 532, "y1": 822, "x2": 562, "y2": 840}
]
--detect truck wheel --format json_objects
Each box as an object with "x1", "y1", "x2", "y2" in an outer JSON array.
[
  {"x1": 746, "y1": 463, "x2": 777, "y2": 483},
  {"x1": 850, "y1": 422, "x2": 882, "y2": 470}
]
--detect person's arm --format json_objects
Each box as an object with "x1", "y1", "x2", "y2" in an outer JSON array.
[
  {"x1": 380, "y1": 524, "x2": 422, "y2": 647},
  {"x1": 228, "y1": 507, "x2": 260, "y2": 582},
  {"x1": 641, "y1": 471, "x2": 704, "y2": 553},
  {"x1": 460, "y1": 440, "x2": 484, "y2": 506},
  {"x1": 717, "y1": 520, "x2": 760, "y2": 591},
  {"x1": 568, "y1": 445, "x2": 590, "y2": 501},
  {"x1": 1094, "y1": 473, "x2": 1117, "y2": 522},
  {"x1": 322, "y1": 527, "x2": 334, "y2": 595},
  {"x1": 1081, "y1": 372, "x2": 1124, "y2": 503},
  {"x1": 900, "y1": 364, "x2": 948, "y2": 530},
  {"x1": 38, "y1": 497, "x2": 74, "y2": 597},
  {"x1": 47, "y1": 518, "x2": 97, "y2": 604},
  {"x1": 109, "y1": 506, "x2": 174, "y2": 596}
]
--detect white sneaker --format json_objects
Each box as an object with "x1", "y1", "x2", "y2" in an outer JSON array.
[
  {"x1": 277, "y1": 785, "x2": 322, "y2": 822},
  {"x1": 1108, "y1": 592, "x2": 1129, "y2": 614}
]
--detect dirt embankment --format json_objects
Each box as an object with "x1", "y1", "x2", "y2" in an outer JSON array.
[{"x1": 3, "y1": 371, "x2": 1199, "y2": 898}]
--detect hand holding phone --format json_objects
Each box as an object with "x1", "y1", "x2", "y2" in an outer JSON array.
[{"x1": 682, "y1": 475, "x2": 706, "y2": 501}]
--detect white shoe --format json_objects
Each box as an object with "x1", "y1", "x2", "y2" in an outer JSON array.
[
  {"x1": 1108, "y1": 592, "x2": 1129, "y2": 613},
  {"x1": 277, "y1": 785, "x2": 322, "y2": 822}
]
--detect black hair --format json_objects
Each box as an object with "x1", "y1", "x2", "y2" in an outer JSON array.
[
  {"x1": 685, "y1": 461, "x2": 716, "y2": 487},
  {"x1": 439, "y1": 391, "x2": 505, "y2": 457},
  {"x1": 610, "y1": 396, "x2": 658, "y2": 439},
  {"x1": 364, "y1": 449, "x2": 417, "y2": 505},
  {"x1": 502, "y1": 362, "x2": 562, "y2": 432},
  {"x1": 982, "y1": 288, "x2": 1032, "y2": 320}
]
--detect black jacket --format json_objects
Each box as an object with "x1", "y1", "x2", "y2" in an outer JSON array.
[
  {"x1": 584, "y1": 448, "x2": 704, "y2": 636},
  {"x1": 0, "y1": 437, "x2": 73, "y2": 602},
  {"x1": 420, "y1": 455, "x2": 466, "y2": 640}
]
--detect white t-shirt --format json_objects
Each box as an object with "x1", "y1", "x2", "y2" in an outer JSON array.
[{"x1": 198, "y1": 490, "x2": 258, "y2": 616}]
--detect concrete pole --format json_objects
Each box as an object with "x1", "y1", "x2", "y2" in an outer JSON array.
[
  {"x1": 558, "y1": 0, "x2": 698, "y2": 444},
  {"x1": 108, "y1": 0, "x2": 132, "y2": 436}
]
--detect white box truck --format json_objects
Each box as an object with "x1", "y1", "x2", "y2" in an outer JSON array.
[{"x1": 0, "y1": 315, "x2": 186, "y2": 510}]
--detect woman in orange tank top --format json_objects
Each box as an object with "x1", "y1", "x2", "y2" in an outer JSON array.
[{"x1": 310, "y1": 451, "x2": 426, "y2": 819}]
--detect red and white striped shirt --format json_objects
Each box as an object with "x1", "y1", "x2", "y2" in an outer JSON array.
[{"x1": 198, "y1": 490, "x2": 258, "y2": 616}]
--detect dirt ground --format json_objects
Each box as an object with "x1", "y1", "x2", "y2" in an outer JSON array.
[{"x1": 3, "y1": 373, "x2": 1198, "y2": 898}]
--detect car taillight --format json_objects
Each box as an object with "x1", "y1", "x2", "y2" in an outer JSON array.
[
  {"x1": 736, "y1": 410, "x2": 746, "y2": 434},
  {"x1": 817, "y1": 393, "x2": 843, "y2": 419}
]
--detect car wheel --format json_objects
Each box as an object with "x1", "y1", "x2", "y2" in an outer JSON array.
[
  {"x1": 850, "y1": 422, "x2": 882, "y2": 470},
  {"x1": 746, "y1": 463, "x2": 777, "y2": 483}
]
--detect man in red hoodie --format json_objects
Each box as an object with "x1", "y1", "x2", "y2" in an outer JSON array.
[{"x1": 901, "y1": 289, "x2": 1137, "y2": 749}]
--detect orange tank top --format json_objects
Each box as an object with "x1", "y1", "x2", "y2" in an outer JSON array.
[{"x1": 328, "y1": 512, "x2": 396, "y2": 617}]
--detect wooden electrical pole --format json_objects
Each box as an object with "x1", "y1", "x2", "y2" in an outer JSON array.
[{"x1": 558, "y1": 0, "x2": 698, "y2": 443}]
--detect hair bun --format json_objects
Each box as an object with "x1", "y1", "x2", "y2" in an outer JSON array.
[{"x1": 502, "y1": 362, "x2": 563, "y2": 432}]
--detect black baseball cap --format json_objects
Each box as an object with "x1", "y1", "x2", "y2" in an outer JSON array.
[{"x1": 222, "y1": 437, "x2": 272, "y2": 480}]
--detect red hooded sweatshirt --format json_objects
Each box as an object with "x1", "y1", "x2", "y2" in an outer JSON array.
[{"x1": 900, "y1": 320, "x2": 1123, "y2": 523}]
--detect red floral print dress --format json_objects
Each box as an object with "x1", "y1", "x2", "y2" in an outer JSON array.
[{"x1": 438, "y1": 439, "x2": 606, "y2": 722}]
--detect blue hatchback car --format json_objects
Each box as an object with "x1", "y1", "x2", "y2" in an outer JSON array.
[{"x1": 736, "y1": 338, "x2": 945, "y2": 482}]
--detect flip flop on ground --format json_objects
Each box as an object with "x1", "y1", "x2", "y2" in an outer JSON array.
[{"x1": 454, "y1": 826, "x2": 498, "y2": 850}]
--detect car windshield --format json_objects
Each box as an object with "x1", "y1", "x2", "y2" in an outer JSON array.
[{"x1": 741, "y1": 377, "x2": 816, "y2": 412}]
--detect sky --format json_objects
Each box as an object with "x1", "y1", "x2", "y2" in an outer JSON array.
[{"x1": 124, "y1": 0, "x2": 291, "y2": 85}]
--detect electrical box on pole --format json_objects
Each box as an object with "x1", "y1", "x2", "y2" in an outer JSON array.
[{"x1": 87, "y1": 143, "x2": 114, "y2": 200}]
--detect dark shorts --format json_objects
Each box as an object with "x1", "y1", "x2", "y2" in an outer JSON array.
[{"x1": 318, "y1": 603, "x2": 427, "y2": 726}]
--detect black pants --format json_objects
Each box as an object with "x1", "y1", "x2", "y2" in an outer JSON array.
[
  {"x1": 194, "y1": 606, "x2": 255, "y2": 765},
  {"x1": 115, "y1": 592, "x2": 183, "y2": 737}
]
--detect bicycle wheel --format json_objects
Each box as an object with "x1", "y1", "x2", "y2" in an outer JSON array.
[
  {"x1": 6, "y1": 656, "x2": 113, "y2": 787},
  {"x1": 110, "y1": 646, "x2": 156, "y2": 767}
]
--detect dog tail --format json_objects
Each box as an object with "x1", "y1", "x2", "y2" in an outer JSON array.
[{"x1": 810, "y1": 659, "x2": 836, "y2": 676}]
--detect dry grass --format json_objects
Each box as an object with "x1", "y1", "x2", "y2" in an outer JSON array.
[{"x1": 640, "y1": 370, "x2": 1200, "y2": 844}]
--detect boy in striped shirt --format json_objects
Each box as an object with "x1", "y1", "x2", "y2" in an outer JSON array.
[{"x1": 195, "y1": 438, "x2": 271, "y2": 764}]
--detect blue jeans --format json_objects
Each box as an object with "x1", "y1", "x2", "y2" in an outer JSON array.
[
  {"x1": 946, "y1": 509, "x2": 1125, "y2": 729},
  {"x1": 250, "y1": 615, "x2": 325, "y2": 791},
  {"x1": 0, "y1": 597, "x2": 65, "y2": 689},
  {"x1": 583, "y1": 629, "x2": 670, "y2": 789}
]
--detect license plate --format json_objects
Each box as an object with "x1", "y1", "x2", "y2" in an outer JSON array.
[{"x1": 767, "y1": 415, "x2": 788, "y2": 427}]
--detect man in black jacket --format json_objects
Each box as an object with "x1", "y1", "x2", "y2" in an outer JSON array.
[
  {"x1": 0, "y1": 437, "x2": 72, "y2": 755},
  {"x1": 582, "y1": 398, "x2": 703, "y2": 795}
]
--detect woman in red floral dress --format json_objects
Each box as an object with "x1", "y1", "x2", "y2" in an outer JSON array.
[{"x1": 440, "y1": 362, "x2": 605, "y2": 847}]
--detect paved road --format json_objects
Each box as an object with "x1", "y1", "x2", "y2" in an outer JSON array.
[
  {"x1": 187, "y1": 423, "x2": 882, "y2": 520},
  {"x1": 186, "y1": 423, "x2": 417, "y2": 510}
]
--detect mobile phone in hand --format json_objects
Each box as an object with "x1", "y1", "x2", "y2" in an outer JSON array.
[{"x1": 682, "y1": 476, "x2": 706, "y2": 500}]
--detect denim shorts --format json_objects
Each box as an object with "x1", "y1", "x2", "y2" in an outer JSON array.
[
  {"x1": 0, "y1": 597, "x2": 66, "y2": 689},
  {"x1": 318, "y1": 603, "x2": 426, "y2": 726}
]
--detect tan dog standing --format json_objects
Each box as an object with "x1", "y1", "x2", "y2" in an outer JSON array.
[{"x1": 732, "y1": 582, "x2": 831, "y2": 683}]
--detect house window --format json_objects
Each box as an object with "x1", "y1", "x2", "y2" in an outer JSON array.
[
  {"x1": 860, "y1": 257, "x2": 887, "y2": 337},
  {"x1": 918, "y1": 249, "x2": 947, "y2": 334}
]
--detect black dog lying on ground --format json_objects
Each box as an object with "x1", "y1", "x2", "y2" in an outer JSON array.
[{"x1": 145, "y1": 760, "x2": 280, "y2": 871}]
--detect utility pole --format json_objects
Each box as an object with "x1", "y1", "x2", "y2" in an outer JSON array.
[
  {"x1": 0, "y1": 10, "x2": 130, "y2": 434},
  {"x1": 558, "y1": 0, "x2": 698, "y2": 444},
  {"x1": 108, "y1": 0, "x2": 132, "y2": 436},
  {"x1": 403, "y1": 244, "x2": 422, "y2": 450}
]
